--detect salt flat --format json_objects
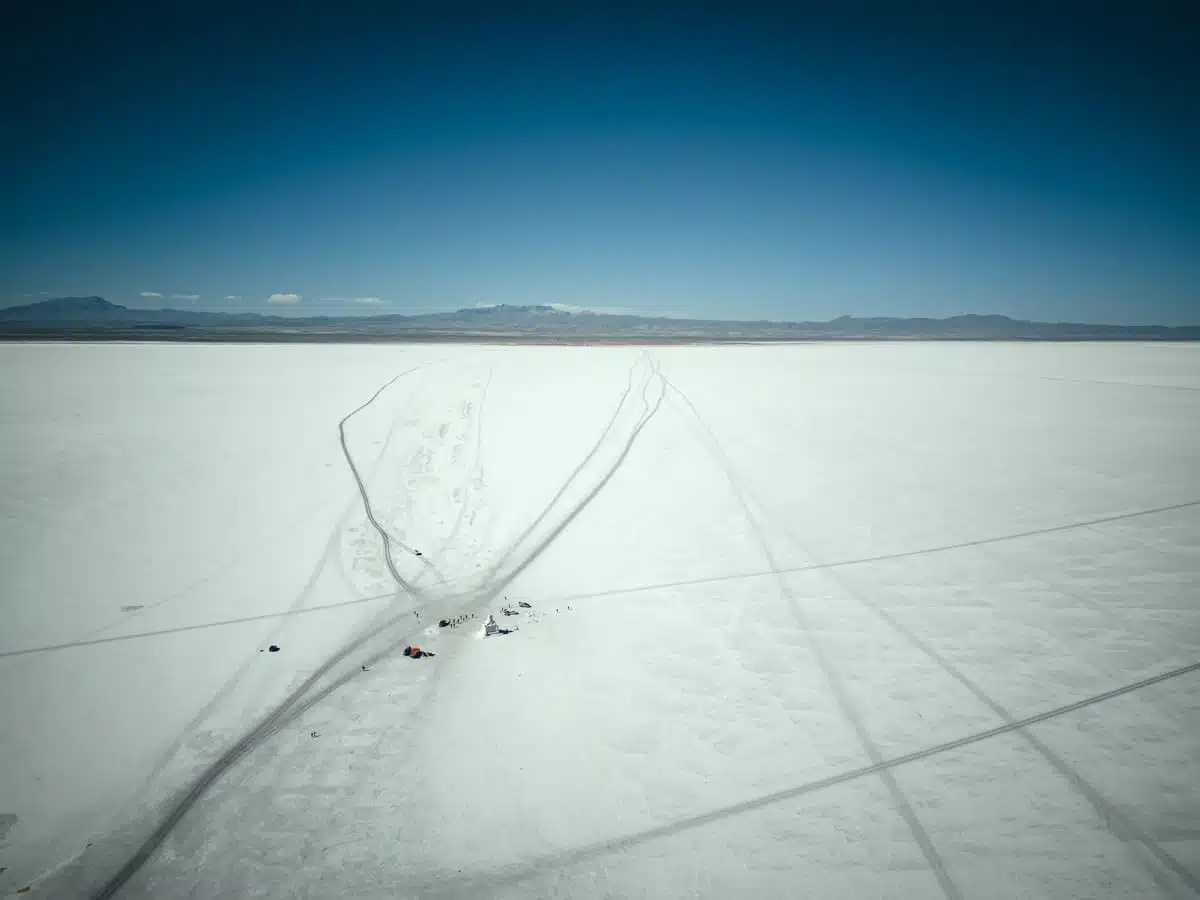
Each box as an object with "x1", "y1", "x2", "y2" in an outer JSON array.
[{"x1": 0, "y1": 341, "x2": 1197, "y2": 899}]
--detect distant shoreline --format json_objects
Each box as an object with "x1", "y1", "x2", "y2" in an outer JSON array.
[{"x1": 3, "y1": 299, "x2": 1197, "y2": 342}]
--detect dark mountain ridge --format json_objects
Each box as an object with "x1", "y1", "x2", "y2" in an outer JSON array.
[{"x1": 1, "y1": 297, "x2": 1195, "y2": 341}]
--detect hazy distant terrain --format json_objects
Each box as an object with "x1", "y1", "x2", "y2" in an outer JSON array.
[{"x1": 2, "y1": 296, "x2": 1196, "y2": 342}]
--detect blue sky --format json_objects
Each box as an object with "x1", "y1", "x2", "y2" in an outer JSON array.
[{"x1": 1, "y1": 5, "x2": 1196, "y2": 324}]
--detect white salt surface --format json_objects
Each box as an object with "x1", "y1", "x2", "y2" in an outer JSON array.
[{"x1": 0, "y1": 341, "x2": 1197, "y2": 898}]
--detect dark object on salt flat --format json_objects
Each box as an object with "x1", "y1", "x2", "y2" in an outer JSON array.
[{"x1": 268, "y1": 645, "x2": 280, "y2": 652}]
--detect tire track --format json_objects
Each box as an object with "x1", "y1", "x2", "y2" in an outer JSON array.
[
  {"x1": 478, "y1": 358, "x2": 665, "y2": 606},
  {"x1": 361, "y1": 359, "x2": 668, "y2": 747},
  {"x1": 332, "y1": 384, "x2": 418, "y2": 595},
  {"x1": 91, "y1": 599, "x2": 422, "y2": 900},
  {"x1": 348, "y1": 367, "x2": 455, "y2": 593},
  {"x1": 343, "y1": 358, "x2": 663, "y2": 637},
  {"x1": 519, "y1": 498, "x2": 1200, "y2": 607},
  {"x1": 38, "y1": 367, "x2": 425, "y2": 896},
  {"x1": 88, "y1": 366, "x2": 433, "y2": 900},
  {"x1": 669, "y1": 380, "x2": 1198, "y2": 897},
  {"x1": 759, "y1": 500, "x2": 1199, "y2": 897},
  {"x1": 125, "y1": 385, "x2": 424, "y2": 826},
  {"x1": 663, "y1": 377, "x2": 962, "y2": 900},
  {"x1": 408, "y1": 353, "x2": 659, "y2": 631},
  {"x1": 1041, "y1": 375, "x2": 1200, "y2": 393},
  {"x1": 87, "y1": 358, "x2": 667, "y2": 899},
  {"x1": 477, "y1": 354, "x2": 647, "y2": 586},
  {"x1": 0, "y1": 591, "x2": 396, "y2": 659},
  {"x1": 381, "y1": 521, "x2": 447, "y2": 583},
  {"x1": 335, "y1": 358, "x2": 667, "y2": 736},
  {"x1": 404, "y1": 659, "x2": 1200, "y2": 898},
  {"x1": 246, "y1": 359, "x2": 669, "y2": 896},
  {"x1": 337, "y1": 368, "x2": 430, "y2": 596}
]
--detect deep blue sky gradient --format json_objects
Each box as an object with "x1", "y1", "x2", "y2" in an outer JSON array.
[{"x1": 1, "y1": 4, "x2": 1196, "y2": 323}]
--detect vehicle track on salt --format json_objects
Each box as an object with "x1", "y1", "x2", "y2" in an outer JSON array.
[
  {"x1": 88, "y1": 354, "x2": 668, "y2": 899},
  {"x1": 16, "y1": 489, "x2": 1191, "y2": 661},
  {"x1": 129, "y1": 370, "x2": 430, "y2": 799},
  {"x1": 388, "y1": 376, "x2": 1199, "y2": 899},
  {"x1": 0, "y1": 592, "x2": 394, "y2": 659},
  {"x1": 387, "y1": 354, "x2": 660, "y2": 647},
  {"x1": 474, "y1": 355, "x2": 644, "y2": 588},
  {"x1": 666, "y1": 376, "x2": 1198, "y2": 898},
  {"x1": 337, "y1": 369, "x2": 429, "y2": 595},
  {"x1": 522, "y1": 498, "x2": 1200, "y2": 607},
  {"x1": 406, "y1": 659, "x2": 1200, "y2": 898},
  {"x1": 28, "y1": 365, "x2": 429, "y2": 898},
  {"x1": 285, "y1": 355, "x2": 669, "y2": 755},
  {"x1": 663, "y1": 376, "x2": 962, "y2": 900},
  {"x1": 476, "y1": 354, "x2": 665, "y2": 606},
  {"x1": 89, "y1": 363, "x2": 436, "y2": 900}
]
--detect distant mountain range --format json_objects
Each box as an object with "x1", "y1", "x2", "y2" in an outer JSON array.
[{"x1": 1, "y1": 296, "x2": 1196, "y2": 342}]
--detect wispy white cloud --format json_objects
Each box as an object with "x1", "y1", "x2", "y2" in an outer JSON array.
[
  {"x1": 224, "y1": 295, "x2": 241, "y2": 301},
  {"x1": 172, "y1": 293, "x2": 200, "y2": 302},
  {"x1": 140, "y1": 291, "x2": 164, "y2": 298},
  {"x1": 267, "y1": 292, "x2": 301, "y2": 304}
]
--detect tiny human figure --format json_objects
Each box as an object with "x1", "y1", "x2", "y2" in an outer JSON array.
[{"x1": 403, "y1": 645, "x2": 435, "y2": 659}]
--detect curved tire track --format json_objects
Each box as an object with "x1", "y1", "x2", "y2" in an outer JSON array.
[
  {"x1": 88, "y1": 357, "x2": 668, "y2": 900},
  {"x1": 477, "y1": 355, "x2": 646, "y2": 586},
  {"x1": 126, "y1": 383, "x2": 425, "y2": 821},
  {"x1": 479, "y1": 357, "x2": 665, "y2": 605},
  {"x1": 337, "y1": 369, "x2": 428, "y2": 596},
  {"x1": 89, "y1": 365, "x2": 432, "y2": 900}
]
